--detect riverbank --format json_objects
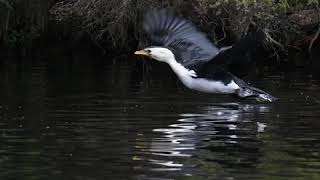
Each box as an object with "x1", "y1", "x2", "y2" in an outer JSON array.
[{"x1": 0, "y1": 0, "x2": 319, "y2": 66}]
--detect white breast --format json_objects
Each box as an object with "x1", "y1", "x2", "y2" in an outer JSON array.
[
  {"x1": 167, "y1": 60, "x2": 239, "y2": 94},
  {"x1": 187, "y1": 79, "x2": 240, "y2": 94}
]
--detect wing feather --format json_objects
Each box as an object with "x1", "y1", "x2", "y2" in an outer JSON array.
[{"x1": 143, "y1": 9, "x2": 219, "y2": 68}]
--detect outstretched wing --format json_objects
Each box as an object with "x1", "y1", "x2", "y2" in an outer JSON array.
[
  {"x1": 199, "y1": 29, "x2": 267, "y2": 77},
  {"x1": 143, "y1": 9, "x2": 219, "y2": 68}
]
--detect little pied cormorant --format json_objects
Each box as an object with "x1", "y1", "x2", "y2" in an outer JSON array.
[{"x1": 135, "y1": 9, "x2": 277, "y2": 102}]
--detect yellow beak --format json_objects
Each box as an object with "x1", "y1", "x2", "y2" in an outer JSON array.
[{"x1": 134, "y1": 50, "x2": 150, "y2": 57}]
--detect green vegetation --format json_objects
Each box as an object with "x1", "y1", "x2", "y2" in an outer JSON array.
[
  {"x1": 0, "y1": 0, "x2": 319, "y2": 56},
  {"x1": 50, "y1": 0, "x2": 319, "y2": 55},
  {"x1": 50, "y1": 0, "x2": 177, "y2": 48}
]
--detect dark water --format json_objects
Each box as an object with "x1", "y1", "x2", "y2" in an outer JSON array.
[{"x1": 0, "y1": 54, "x2": 319, "y2": 180}]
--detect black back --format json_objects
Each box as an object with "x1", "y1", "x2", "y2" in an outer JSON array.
[{"x1": 194, "y1": 29, "x2": 266, "y2": 79}]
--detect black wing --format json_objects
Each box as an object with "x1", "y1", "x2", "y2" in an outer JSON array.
[
  {"x1": 143, "y1": 9, "x2": 219, "y2": 68},
  {"x1": 197, "y1": 29, "x2": 267, "y2": 78}
]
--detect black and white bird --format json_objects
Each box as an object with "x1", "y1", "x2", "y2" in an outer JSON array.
[{"x1": 135, "y1": 9, "x2": 277, "y2": 102}]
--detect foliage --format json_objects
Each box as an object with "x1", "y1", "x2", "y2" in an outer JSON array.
[
  {"x1": 0, "y1": 0, "x2": 319, "y2": 52},
  {"x1": 194, "y1": 0, "x2": 318, "y2": 40},
  {"x1": 51, "y1": 0, "x2": 180, "y2": 47},
  {"x1": 50, "y1": 0, "x2": 319, "y2": 53}
]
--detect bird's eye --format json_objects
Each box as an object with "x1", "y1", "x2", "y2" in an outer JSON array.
[{"x1": 145, "y1": 49, "x2": 151, "y2": 53}]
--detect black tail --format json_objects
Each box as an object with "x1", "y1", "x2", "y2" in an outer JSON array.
[
  {"x1": 233, "y1": 76, "x2": 278, "y2": 102},
  {"x1": 237, "y1": 85, "x2": 278, "y2": 102}
]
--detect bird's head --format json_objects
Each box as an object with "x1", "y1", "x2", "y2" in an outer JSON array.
[{"x1": 134, "y1": 47, "x2": 175, "y2": 63}]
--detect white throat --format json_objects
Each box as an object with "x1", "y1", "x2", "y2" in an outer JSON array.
[
  {"x1": 166, "y1": 57, "x2": 197, "y2": 88},
  {"x1": 168, "y1": 60, "x2": 197, "y2": 78},
  {"x1": 165, "y1": 57, "x2": 239, "y2": 94}
]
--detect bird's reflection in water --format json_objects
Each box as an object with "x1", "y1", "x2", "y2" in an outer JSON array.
[{"x1": 134, "y1": 103, "x2": 272, "y2": 178}]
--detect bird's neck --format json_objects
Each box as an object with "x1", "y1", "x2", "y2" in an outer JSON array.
[{"x1": 167, "y1": 58, "x2": 196, "y2": 86}]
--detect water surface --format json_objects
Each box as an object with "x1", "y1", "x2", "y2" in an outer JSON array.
[{"x1": 0, "y1": 55, "x2": 319, "y2": 180}]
